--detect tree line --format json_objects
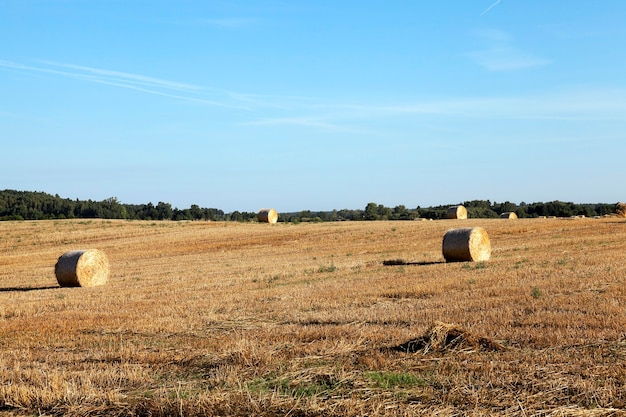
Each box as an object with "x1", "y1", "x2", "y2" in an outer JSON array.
[
  {"x1": 0, "y1": 190, "x2": 233, "y2": 221},
  {"x1": 281, "y1": 200, "x2": 617, "y2": 222},
  {"x1": 0, "y1": 190, "x2": 619, "y2": 222}
]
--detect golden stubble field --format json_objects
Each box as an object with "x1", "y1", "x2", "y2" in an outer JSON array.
[{"x1": 1, "y1": 217, "x2": 625, "y2": 416}]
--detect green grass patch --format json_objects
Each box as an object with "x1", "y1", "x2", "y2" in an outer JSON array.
[
  {"x1": 531, "y1": 286, "x2": 543, "y2": 299},
  {"x1": 317, "y1": 263, "x2": 336, "y2": 273},
  {"x1": 366, "y1": 372, "x2": 428, "y2": 389}
]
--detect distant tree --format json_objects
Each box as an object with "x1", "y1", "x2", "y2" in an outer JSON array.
[
  {"x1": 335, "y1": 209, "x2": 362, "y2": 221},
  {"x1": 364, "y1": 203, "x2": 379, "y2": 220},
  {"x1": 464, "y1": 200, "x2": 498, "y2": 218},
  {"x1": 100, "y1": 197, "x2": 126, "y2": 219},
  {"x1": 172, "y1": 208, "x2": 191, "y2": 221},
  {"x1": 188, "y1": 204, "x2": 203, "y2": 220},
  {"x1": 493, "y1": 201, "x2": 517, "y2": 215},
  {"x1": 229, "y1": 211, "x2": 243, "y2": 222},
  {"x1": 596, "y1": 204, "x2": 615, "y2": 216},
  {"x1": 376, "y1": 204, "x2": 391, "y2": 220},
  {"x1": 156, "y1": 202, "x2": 173, "y2": 220},
  {"x1": 546, "y1": 201, "x2": 573, "y2": 217},
  {"x1": 391, "y1": 205, "x2": 417, "y2": 220}
]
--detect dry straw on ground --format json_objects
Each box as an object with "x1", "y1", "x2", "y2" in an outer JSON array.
[
  {"x1": 54, "y1": 249, "x2": 110, "y2": 287},
  {"x1": 258, "y1": 208, "x2": 278, "y2": 224},
  {"x1": 442, "y1": 226, "x2": 491, "y2": 262},
  {"x1": 393, "y1": 321, "x2": 505, "y2": 353},
  {"x1": 500, "y1": 212, "x2": 518, "y2": 219},
  {"x1": 445, "y1": 205, "x2": 467, "y2": 219},
  {"x1": 4, "y1": 218, "x2": 626, "y2": 416}
]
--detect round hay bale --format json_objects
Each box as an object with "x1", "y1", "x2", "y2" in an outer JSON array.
[
  {"x1": 442, "y1": 227, "x2": 491, "y2": 262},
  {"x1": 258, "y1": 208, "x2": 278, "y2": 224},
  {"x1": 616, "y1": 202, "x2": 626, "y2": 218},
  {"x1": 445, "y1": 205, "x2": 467, "y2": 220},
  {"x1": 500, "y1": 212, "x2": 518, "y2": 219},
  {"x1": 55, "y1": 249, "x2": 109, "y2": 287}
]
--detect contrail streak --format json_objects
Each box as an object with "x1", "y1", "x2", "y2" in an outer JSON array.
[
  {"x1": 481, "y1": 0, "x2": 502, "y2": 16},
  {"x1": 0, "y1": 59, "x2": 251, "y2": 109}
]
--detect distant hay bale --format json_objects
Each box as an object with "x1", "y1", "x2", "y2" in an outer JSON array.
[
  {"x1": 442, "y1": 227, "x2": 491, "y2": 262},
  {"x1": 500, "y1": 212, "x2": 518, "y2": 219},
  {"x1": 258, "y1": 208, "x2": 278, "y2": 224},
  {"x1": 445, "y1": 205, "x2": 467, "y2": 220},
  {"x1": 55, "y1": 249, "x2": 109, "y2": 287},
  {"x1": 616, "y1": 202, "x2": 626, "y2": 218}
]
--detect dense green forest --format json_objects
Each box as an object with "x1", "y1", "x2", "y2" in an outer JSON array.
[{"x1": 0, "y1": 189, "x2": 619, "y2": 222}]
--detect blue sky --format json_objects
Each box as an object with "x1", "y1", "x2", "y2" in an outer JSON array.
[{"x1": 2, "y1": 1, "x2": 625, "y2": 212}]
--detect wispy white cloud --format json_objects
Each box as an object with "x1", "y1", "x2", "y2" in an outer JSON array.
[
  {"x1": 0, "y1": 59, "x2": 336, "y2": 113},
  {"x1": 241, "y1": 87, "x2": 626, "y2": 134},
  {"x1": 0, "y1": 59, "x2": 253, "y2": 109},
  {"x1": 42, "y1": 61, "x2": 201, "y2": 92},
  {"x1": 466, "y1": 28, "x2": 550, "y2": 71},
  {"x1": 3, "y1": 60, "x2": 623, "y2": 132},
  {"x1": 374, "y1": 88, "x2": 626, "y2": 121}
]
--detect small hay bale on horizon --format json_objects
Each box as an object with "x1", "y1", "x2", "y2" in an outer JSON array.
[
  {"x1": 500, "y1": 212, "x2": 518, "y2": 219},
  {"x1": 445, "y1": 205, "x2": 467, "y2": 220},
  {"x1": 55, "y1": 249, "x2": 109, "y2": 287},
  {"x1": 258, "y1": 208, "x2": 278, "y2": 224},
  {"x1": 442, "y1": 227, "x2": 491, "y2": 262},
  {"x1": 616, "y1": 202, "x2": 626, "y2": 218}
]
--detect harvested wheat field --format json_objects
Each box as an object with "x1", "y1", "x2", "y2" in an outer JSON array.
[{"x1": 1, "y1": 218, "x2": 626, "y2": 416}]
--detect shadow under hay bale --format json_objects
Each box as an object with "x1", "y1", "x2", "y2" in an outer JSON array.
[
  {"x1": 382, "y1": 259, "x2": 407, "y2": 266},
  {"x1": 392, "y1": 322, "x2": 505, "y2": 353},
  {"x1": 55, "y1": 249, "x2": 109, "y2": 287},
  {"x1": 0, "y1": 285, "x2": 60, "y2": 292},
  {"x1": 382, "y1": 259, "x2": 444, "y2": 266}
]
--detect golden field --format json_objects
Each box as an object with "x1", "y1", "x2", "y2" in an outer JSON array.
[{"x1": 1, "y1": 217, "x2": 625, "y2": 416}]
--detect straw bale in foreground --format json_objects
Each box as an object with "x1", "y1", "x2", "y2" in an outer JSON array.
[
  {"x1": 258, "y1": 208, "x2": 278, "y2": 224},
  {"x1": 445, "y1": 205, "x2": 467, "y2": 220},
  {"x1": 442, "y1": 227, "x2": 491, "y2": 262},
  {"x1": 616, "y1": 202, "x2": 626, "y2": 218},
  {"x1": 55, "y1": 249, "x2": 109, "y2": 287}
]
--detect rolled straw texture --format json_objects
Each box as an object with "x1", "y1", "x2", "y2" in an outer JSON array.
[
  {"x1": 442, "y1": 227, "x2": 491, "y2": 262},
  {"x1": 445, "y1": 205, "x2": 467, "y2": 220},
  {"x1": 500, "y1": 212, "x2": 518, "y2": 219},
  {"x1": 55, "y1": 249, "x2": 110, "y2": 287},
  {"x1": 258, "y1": 208, "x2": 278, "y2": 224},
  {"x1": 616, "y1": 202, "x2": 626, "y2": 218}
]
